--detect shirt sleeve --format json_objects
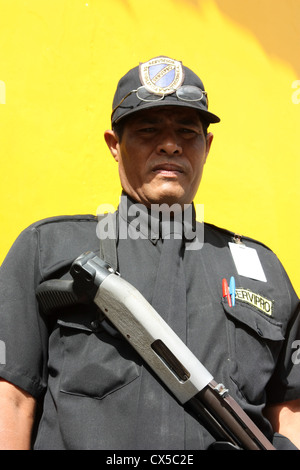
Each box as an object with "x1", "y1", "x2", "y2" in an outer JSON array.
[
  {"x1": 266, "y1": 261, "x2": 300, "y2": 405},
  {"x1": 0, "y1": 225, "x2": 49, "y2": 398}
]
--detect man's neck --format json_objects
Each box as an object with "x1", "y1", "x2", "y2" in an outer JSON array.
[{"x1": 118, "y1": 192, "x2": 197, "y2": 241}]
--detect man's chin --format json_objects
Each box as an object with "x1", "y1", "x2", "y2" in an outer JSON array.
[{"x1": 143, "y1": 190, "x2": 191, "y2": 208}]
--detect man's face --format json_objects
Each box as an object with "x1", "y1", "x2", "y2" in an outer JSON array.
[{"x1": 105, "y1": 106, "x2": 213, "y2": 208}]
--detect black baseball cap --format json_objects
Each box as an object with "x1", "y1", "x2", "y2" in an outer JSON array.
[{"x1": 111, "y1": 56, "x2": 220, "y2": 126}]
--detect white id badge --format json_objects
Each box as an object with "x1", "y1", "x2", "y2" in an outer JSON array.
[{"x1": 229, "y1": 242, "x2": 267, "y2": 282}]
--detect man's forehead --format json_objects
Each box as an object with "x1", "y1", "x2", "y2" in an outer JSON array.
[{"x1": 128, "y1": 106, "x2": 202, "y2": 124}]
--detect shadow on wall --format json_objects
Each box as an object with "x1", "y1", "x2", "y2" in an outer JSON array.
[{"x1": 174, "y1": 0, "x2": 300, "y2": 76}]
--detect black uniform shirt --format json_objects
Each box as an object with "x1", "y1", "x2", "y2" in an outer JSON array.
[{"x1": 0, "y1": 198, "x2": 299, "y2": 450}]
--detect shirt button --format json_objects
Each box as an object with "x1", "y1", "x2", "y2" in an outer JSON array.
[{"x1": 90, "y1": 319, "x2": 101, "y2": 331}]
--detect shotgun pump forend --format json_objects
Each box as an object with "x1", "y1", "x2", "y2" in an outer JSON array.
[{"x1": 36, "y1": 251, "x2": 275, "y2": 451}]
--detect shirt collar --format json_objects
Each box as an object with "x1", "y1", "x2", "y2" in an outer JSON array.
[{"x1": 117, "y1": 193, "x2": 197, "y2": 245}]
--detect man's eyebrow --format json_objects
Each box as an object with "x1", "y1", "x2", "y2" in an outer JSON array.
[{"x1": 175, "y1": 118, "x2": 201, "y2": 126}]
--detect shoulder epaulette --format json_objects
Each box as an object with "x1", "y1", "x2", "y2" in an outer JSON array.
[
  {"x1": 203, "y1": 222, "x2": 272, "y2": 251},
  {"x1": 27, "y1": 214, "x2": 97, "y2": 230}
]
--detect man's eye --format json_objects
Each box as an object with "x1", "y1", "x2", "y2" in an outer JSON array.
[
  {"x1": 180, "y1": 128, "x2": 197, "y2": 136},
  {"x1": 138, "y1": 127, "x2": 156, "y2": 133}
]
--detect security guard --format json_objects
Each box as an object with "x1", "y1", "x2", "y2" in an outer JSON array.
[{"x1": 0, "y1": 56, "x2": 299, "y2": 450}]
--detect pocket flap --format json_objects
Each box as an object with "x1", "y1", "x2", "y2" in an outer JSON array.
[
  {"x1": 222, "y1": 300, "x2": 284, "y2": 341},
  {"x1": 57, "y1": 309, "x2": 96, "y2": 332}
]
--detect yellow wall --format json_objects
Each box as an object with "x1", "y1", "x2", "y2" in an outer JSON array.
[{"x1": 0, "y1": 0, "x2": 299, "y2": 295}]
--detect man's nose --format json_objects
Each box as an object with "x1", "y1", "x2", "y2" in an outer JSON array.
[{"x1": 156, "y1": 130, "x2": 183, "y2": 156}]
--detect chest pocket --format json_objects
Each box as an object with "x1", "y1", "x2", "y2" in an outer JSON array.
[
  {"x1": 57, "y1": 309, "x2": 140, "y2": 400},
  {"x1": 223, "y1": 300, "x2": 285, "y2": 404}
]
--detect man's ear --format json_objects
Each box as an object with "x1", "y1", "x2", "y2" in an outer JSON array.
[
  {"x1": 204, "y1": 132, "x2": 213, "y2": 163},
  {"x1": 104, "y1": 130, "x2": 120, "y2": 162}
]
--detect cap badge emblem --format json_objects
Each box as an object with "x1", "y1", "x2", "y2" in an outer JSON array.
[{"x1": 139, "y1": 56, "x2": 184, "y2": 95}]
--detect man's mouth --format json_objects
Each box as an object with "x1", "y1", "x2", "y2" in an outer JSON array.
[{"x1": 152, "y1": 163, "x2": 184, "y2": 176}]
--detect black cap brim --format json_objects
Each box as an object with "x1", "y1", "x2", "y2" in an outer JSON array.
[{"x1": 112, "y1": 98, "x2": 220, "y2": 125}]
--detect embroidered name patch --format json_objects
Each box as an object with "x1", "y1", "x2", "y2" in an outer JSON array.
[{"x1": 235, "y1": 288, "x2": 273, "y2": 316}]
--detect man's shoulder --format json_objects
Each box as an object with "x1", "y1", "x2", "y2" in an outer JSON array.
[
  {"x1": 21, "y1": 215, "x2": 99, "y2": 275},
  {"x1": 22, "y1": 214, "x2": 99, "y2": 255}
]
